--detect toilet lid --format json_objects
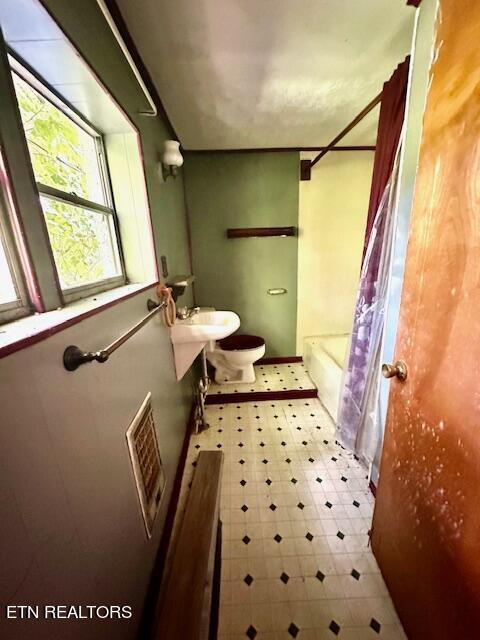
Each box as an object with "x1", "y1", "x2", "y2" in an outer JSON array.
[{"x1": 219, "y1": 334, "x2": 265, "y2": 351}]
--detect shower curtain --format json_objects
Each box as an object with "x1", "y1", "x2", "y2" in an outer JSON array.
[
  {"x1": 336, "y1": 57, "x2": 410, "y2": 465},
  {"x1": 362, "y1": 58, "x2": 409, "y2": 262},
  {"x1": 336, "y1": 151, "x2": 402, "y2": 462}
]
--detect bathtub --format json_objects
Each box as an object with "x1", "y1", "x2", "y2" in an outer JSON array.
[{"x1": 303, "y1": 334, "x2": 350, "y2": 422}]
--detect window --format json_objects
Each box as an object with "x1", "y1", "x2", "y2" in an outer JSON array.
[
  {"x1": 0, "y1": 238, "x2": 16, "y2": 305},
  {"x1": 0, "y1": 218, "x2": 22, "y2": 308},
  {"x1": 12, "y1": 69, "x2": 124, "y2": 299},
  {"x1": 0, "y1": 149, "x2": 30, "y2": 323},
  {"x1": 0, "y1": 14, "x2": 157, "y2": 333}
]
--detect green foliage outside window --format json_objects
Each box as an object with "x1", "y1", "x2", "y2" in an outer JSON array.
[{"x1": 13, "y1": 73, "x2": 119, "y2": 288}]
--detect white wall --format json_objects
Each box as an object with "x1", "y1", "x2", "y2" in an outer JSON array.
[{"x1": 296, "y1": 151, "x2": 374, "y2": 353}]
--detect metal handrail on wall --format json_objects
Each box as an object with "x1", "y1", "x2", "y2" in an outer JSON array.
[{"x1": 63, "y1": 298, "x2": 165, "y2": 371}]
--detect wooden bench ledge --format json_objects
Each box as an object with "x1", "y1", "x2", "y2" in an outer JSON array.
[{"x1": 152, "y1": 450, "x2": 224, "y2": 640}]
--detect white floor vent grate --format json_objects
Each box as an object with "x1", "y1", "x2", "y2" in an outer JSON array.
[{"x1": 126, "y1": 392, "x2": 166, "y2": 538}]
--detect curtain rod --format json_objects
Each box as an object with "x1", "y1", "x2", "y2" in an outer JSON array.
[{"x1": 310, "y1": 92, "x2": 383, "y2": 169}]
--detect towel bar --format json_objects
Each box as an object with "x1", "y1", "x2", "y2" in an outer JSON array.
[{"x1": 63, "y1": 298, "x2": 166, "y2": 371}]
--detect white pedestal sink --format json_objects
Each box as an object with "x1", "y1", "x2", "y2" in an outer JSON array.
[{"x1": 170, "y1": 310, "x2": 240, "y2": 380}]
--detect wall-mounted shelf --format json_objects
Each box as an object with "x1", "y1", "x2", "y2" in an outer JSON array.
[{"x1": 226, "y1": 226, "x2": 297, "y2": 239}]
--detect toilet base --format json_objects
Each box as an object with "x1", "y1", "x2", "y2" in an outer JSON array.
[
  {"x1": 206, "y1": 337, "x2": 265, "y2": 386},
  {"x1": 214, "y1": 363, "x2": 256, "y2": 385}
]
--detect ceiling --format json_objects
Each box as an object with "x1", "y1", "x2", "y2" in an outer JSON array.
[
  {"x1": 114, "y1": 0, "x2": 415, "y2": 150},
  {"x1": 1, "y1": 0, "x2": 132, "y2": 134}
]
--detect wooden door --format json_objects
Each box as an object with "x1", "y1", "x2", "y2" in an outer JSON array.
[{"x1": 372, "y1": 2, "x2": 480, "y2": 638}]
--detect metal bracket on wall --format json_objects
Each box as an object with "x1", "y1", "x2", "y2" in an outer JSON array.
[
  {"x1": 161, "y1": 255, "x2": 169, "y2": 278},
  {"x1": 300, "y1": 160, "x2": 311, "y2": 181}
]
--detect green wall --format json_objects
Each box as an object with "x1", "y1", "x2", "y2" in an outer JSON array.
[
  {"x1": 0, "y1": 3, "x2": 195, "y2": 637},
  {"x1": 184, "y1": 152, "x2": 299, "y2": 357},
  {"x1": 43, "y1": 0, "x2": 192, "y2": 292}
]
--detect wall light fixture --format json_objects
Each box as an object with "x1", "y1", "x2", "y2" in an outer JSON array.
[{"x1": 161, "y1": 140, "x2": 183, "y2": 180}]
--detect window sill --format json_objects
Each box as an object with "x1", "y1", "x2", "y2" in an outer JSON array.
[{"x1": 0, "y1": 282, "x2": 157, "y2": 360}]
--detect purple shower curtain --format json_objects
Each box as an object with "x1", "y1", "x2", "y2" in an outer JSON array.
[
  {"x1": 336, "y1": 59, "x2": 409, "y2": 455},
  {"x1": 336, "y1": 157, "x2": 400, "y2": 454}
]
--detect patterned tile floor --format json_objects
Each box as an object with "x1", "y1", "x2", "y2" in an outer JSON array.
[
  {"x1": 209, "y1": 362, "x2": 316, "y2": 395},
  {"x1": 177, "y1": 365, "x2": 406, "y2": 639}
]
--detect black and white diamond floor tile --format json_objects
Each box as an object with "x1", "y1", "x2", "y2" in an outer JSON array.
[
  {"x1": 181, "y1": 366, "x2": 405, "y2": 639},
  {"x1": 209, "y1": 363, "x2": 315, "y2": 395}
]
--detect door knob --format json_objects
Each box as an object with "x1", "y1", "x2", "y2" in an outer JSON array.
[{"x1": 382, "y1": 360, "x2": 408, "y2": 382}]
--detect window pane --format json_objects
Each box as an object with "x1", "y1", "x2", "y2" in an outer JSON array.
[
  {"x1": 0, "y1": 235, "x2": 18, "y2": 305},
  {"x1": 40, "y1": 197, "x2": 121, "y2": 289},
  {"x1": 13, "y1": 73, "x2": 106, "y2": 205}
]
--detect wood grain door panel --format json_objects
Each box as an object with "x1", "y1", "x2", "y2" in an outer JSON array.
[{"x1": 372, "y1": 2, "x2": 480, "y2": 638}]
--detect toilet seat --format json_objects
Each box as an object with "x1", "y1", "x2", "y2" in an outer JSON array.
[{"x1": 219, "y1": 334, "x2": 265, "y2": 351}]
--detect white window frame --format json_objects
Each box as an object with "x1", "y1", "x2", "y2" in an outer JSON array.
[
  {"x1": 10, "y1": 58, "x2": 126, "y2": 305},
  {"x1": 0, "y1": 155, "x2": 31, "y2": 323},
  {"x1": 0, "y1": 15, "x2": 159, "y2": 334}
]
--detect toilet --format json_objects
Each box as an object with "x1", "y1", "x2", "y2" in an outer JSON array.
[{"x1": 206, "y1": 334, "x2": 266, "y2": 384}]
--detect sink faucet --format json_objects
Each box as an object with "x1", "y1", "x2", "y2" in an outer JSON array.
[{"x1": 176, "y1": 306, "x2": 201, "y2": 320}]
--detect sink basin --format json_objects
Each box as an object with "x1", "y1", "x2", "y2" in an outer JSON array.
[
  {"x1": 170, "y1": 310, "x2": 240, "y2": 345},
  {"x1": 169, "y1": 310, "x2": 240, "y2": 380}
]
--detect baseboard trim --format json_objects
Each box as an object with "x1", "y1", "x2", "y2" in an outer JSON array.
[
  {"x1": 139, "y1": 401, "x2": 195, "y2": 638},
  {"x1": 205, "y1": 388, "x2": 317, "y2": 405},
  {"x1": 258, "y1": 356, "x2": 303, "y2": 365}
]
